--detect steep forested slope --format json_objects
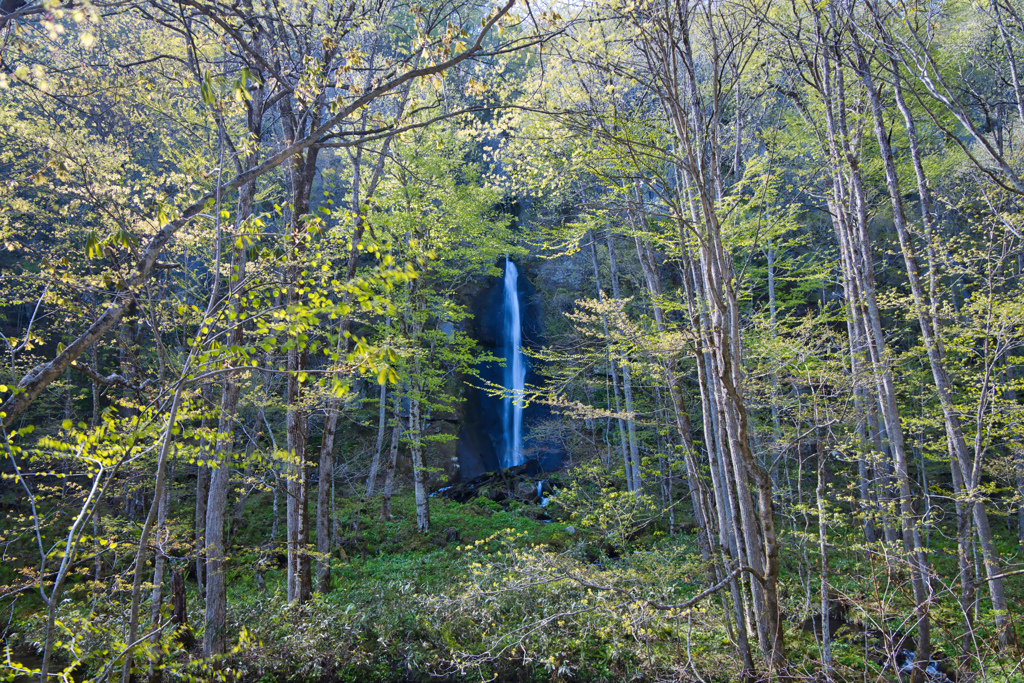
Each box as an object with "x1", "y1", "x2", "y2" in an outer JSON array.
[{"x1": 2, "y1": 0, "x2": 1024, "y2": 681}]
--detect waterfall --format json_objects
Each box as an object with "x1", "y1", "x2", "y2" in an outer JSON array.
[{"x1": 502, "y1": 258, "x2": 526, "y2": 468}]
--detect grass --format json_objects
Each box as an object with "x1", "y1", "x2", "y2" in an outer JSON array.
[{"x1": 5, "y1": 475, "x2": 1024, "y2": 683}]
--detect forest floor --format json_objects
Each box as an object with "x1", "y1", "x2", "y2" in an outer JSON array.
[{"x1": 3, "y1": 484, "x2": 1024, "y2": 683}]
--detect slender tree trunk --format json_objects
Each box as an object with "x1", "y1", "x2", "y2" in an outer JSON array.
[
  {"x1": 409, "y1": 388, "x2": 429, "y2": 533},
  {"x1": 588, "y1": 232, "x2": 631, "y2": 488},
  {"x1": 764, "y1": 241, "x2": 786, "y2": 484},
  {"x1": 365, "y1": 367, "x2": 389, "y2": 499},
  {"x1": 628, "y1": 219, "x2": 713, "y2": 563},
  {"x1": 204, "y1": 157, "x2": 259, "y2": 658},
  {"x1": 271, "y1": 470, "x2": 281, "y2": 546},
  {"x1": 605, "y1": 231, "x2": 641, "y2": 488},
  {"x1": 195, "y1": 386, "x2": 213, "y2": 595},
  {"x1": 150, "y1": 461, "x2": 173, "y2": 629},
  {"x1": 148, "y1": 460, "x2": 174, "y2": 683},
  {"x1": 200, "y1": 50, "x2": 266, "y2": 653},
  {"x1": 316, "y1": 412, "x2": 335, "y2": 593},
  {"x1": 279, "y1": 85, "x2": 319, "y2": 605},
  {"x1": 122, "y1": 383, "x2": 184, "y2": 683},
  {"x1": 89, "y1": 345, "x2": 110, "y2": 600},
  {"x1": 949, "y1": 441, "x2": 976, "y2": 660},
  {"x1": 809, "y1": 17, "x2": 931, "y2": 672},
  {"x1": 859, "y1": 20, "x2": 1014, "y2": 645},
  {"x1": 285, "y1": 346, "x2": 310, "y2": 603},
  {"x1": 226, "y1": 429, "x2": 256, "y2": 544},
  {"x1": 205, "y1": 377, "x2": 241, "y2": 657},
  {"x1": 409, "y1": 300, "x2": 430, "y2": 533},
  {"x1": 314, "y1": 128, "x2": 397, "y2": 588},
  {"x1": 380, "y1": 397, "x2": 402, "y2": 520},
  {"x1": 814, "y1": 413, "x2": 833, "y2": 678}
]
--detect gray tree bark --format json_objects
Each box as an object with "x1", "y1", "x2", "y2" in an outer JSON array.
[
  {"x1": 380, "y1": 397, "x2": 403, "y2": 520},
  {"x1": 588, "y1": 232, "x2": 631, "y2": 489},
  {"x1": 605, "y1": 231, "x2": 641, "y2": 489},
  {"x1": 858, "y1": 15, "x2": 1014, "y2": 645},
  {"x1": 365, "y1": 382, "x2": 388, "y2": 499}
]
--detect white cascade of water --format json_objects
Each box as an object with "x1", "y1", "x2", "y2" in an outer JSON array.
[{"x1": 502, "y1": 258, "x2": 526, "y2": 468}]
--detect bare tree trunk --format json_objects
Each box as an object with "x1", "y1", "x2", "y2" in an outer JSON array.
[
  {"x1": 204, "y1": 167, "x2": 258, "y2": 658},
  {"x1": 854, "y1": 389, "x2": 877, "y2": 545},
  {"x1": 410, "y1": 388, "x2": 429, "y2": 533},
  {"x1": 315, "y1": 414, "x2": 335, "y2": 593},
  {"x1": 121, "y1": 383, "x2": 184, "y2": 683},
  {"x1": 285, "y1": 345, "x2": 310, "y2": 603},
  {"x1": 205, "y1": 379, "x2": 240, "y2": 657},
  {"x1": 271, "y1": 469, "x2": 281, "y2": 545},
  {"x1": 195, "y1": 385, "x2": 213, "y2": 595},
  {"x1": 949, "y1": 441, "x2": 976, "y2": 660},
  {"x1": 808, "y1": 15, "x2": 931, "y2": 672},
  {"x1": 683, "y1": 250, "x2": 754, "y2": 669},
  {"x1": 409, "y1": 300, "x2": 430, "y2": 533},
  {"x1": 148, "y1": 460, "x2": 174, "y2": 683},
  {"x1": 365, "y1": 369, "x2": 389, "y2": 499},
  {"x1": 315, "y1": 124, "x2": 399, "y2": 588},
  {"x1": 280, "y1": 120, "x2": 317, "y2": 604},
  {"x1": 88, "y1": 349, "x2": 107, "y2": 600},
  {"x1": 227, "y1": 429, "x2": 257, "y2": 549},
  {"x1": 859, "y1": 16, "x2": 1014, "y2": 645},
  {"x1": 380, "y1": 398, "x2": 402, "y2": 520},
  {"x1": 869, "y1": 404, "x2": 900, "y2": 546},
  {"x1": 764, "y1": 241, "x2": 785, "y2": 484},
  {"x1": 588, "y1": 232, "x2": 631, "y2": 488},
  {"x1": 814, "y1": 412, "x2": 833, "y2": 677},
  {"x1": 628, "y1": 219, "x2": 713, "y2": 564},
  {"x1": 150, "y1": 460, "x2": 173, "y2": 629},
  {"x1": 605, "y1": 231, "x2": 641, "y2": 488}
]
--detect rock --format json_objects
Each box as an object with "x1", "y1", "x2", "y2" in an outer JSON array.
[
  {"x1": 482, "y1": 485, "x2": 507, "y2": 503},
  {"x1": 565, "y1": 525, "x2": 576, "y2": 535},
  {"x1": 443, "y1": 526, "x2": 460, "y2": 543},
  {"x1": 515, "y1": 480, "x2": 537, "y2": 501},
  {"x1": 519, "y1": 506, "x2": 551, "y2": 521}
]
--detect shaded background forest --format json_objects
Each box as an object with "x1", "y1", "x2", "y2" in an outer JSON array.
[{"x1": 3, "y1": 0, "x2": 1024, "y2": 681}]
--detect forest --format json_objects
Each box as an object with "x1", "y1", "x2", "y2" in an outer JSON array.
[{"x1": 2, "y1": 0, "x2": 1024, "y2": 680}]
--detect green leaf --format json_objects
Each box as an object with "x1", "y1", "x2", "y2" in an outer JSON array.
[
  {"x1": 85, "y1": 231, "x2": 101, "y2": 259},
  {"x1": 201, "y1": 69, "x2": 216, "y2": 106}
]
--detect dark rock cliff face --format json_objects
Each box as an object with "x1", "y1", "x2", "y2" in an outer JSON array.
[{"x1": 456, "y1": 261, "x2": 564, "y2": 481}]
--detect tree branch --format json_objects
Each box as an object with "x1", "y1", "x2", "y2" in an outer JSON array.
[{"x1": 0, "y1": 0, "x2": 519, "y2": 427}]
